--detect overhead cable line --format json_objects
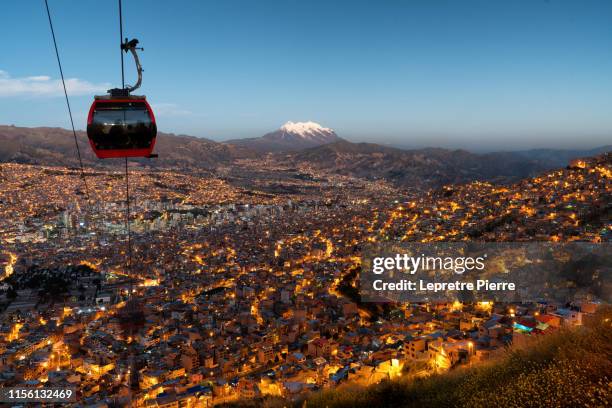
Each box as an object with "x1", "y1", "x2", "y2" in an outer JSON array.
[
  {"x1": 44, "y1": 0, "x2": 92, "y2": 205},
  {"x1": 118, "y1": 0, "x2": 134, "y2": 282}
]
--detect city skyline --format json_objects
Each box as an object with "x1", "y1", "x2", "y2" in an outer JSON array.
[
  {"x1": 1, "y1": 0, "x2": 612, "y2": 150},
  {"x1": 1, "y1": 151, "x2": 609, "y2": 405}
]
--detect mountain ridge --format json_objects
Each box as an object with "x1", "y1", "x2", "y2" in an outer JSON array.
[
  {"x1": 0, "y1": 124, "x2": 608, "y2": 189},
  {"x1": 281, "y1": 140, "x2": 555, "y2": 187}
]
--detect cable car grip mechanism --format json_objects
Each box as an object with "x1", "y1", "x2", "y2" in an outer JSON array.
[{"x1": 109, "y1": 38, "x2": 144, "y2": 97}]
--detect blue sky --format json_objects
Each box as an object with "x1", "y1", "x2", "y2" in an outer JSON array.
[{"x1": 1, "y1": 0, "x2": 612, "y2": 150}]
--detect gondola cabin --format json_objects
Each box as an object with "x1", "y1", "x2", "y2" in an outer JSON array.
[{"x1": 87, "y1": 95, "x2": 157, "y2": 159}]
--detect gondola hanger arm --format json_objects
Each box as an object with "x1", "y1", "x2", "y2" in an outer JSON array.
[{"x1": 109, "y1": 38, "x2": 144, "y2": 96}]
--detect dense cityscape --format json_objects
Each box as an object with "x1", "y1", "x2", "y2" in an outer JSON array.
[
  {"x1": 3, "y1": 0, "x2": 612, "y2": 405},
  {"x1": 0, "y1": 152, "x2": 610, "y2": 407}
]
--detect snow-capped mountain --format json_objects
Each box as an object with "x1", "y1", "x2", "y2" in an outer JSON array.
[
  {"x1": 272, "y1": 121, "x2": 338, "y2": 143},
  {"x1": 227, "y1": 121, "x2": 343, "y2": 152}
]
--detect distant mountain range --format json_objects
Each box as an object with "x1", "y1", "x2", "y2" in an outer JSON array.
[
  {"x1": 0, "y1": 123, "x2": 608, "y2": 188},
  {"x1": 512, "y1": 147, "x2": 612, "y2": 168},
  {"x1": 0, "y1": 125, "x2": 253, "y2": 170},
  {"x1": 279, "y1": 141, "x2": 551, "y2": 187},
  {"x1": 226, "y1": 121, "x2": 343, "y2": 152}
]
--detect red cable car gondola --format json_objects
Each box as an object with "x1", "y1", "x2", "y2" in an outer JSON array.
[
  {"x1": 87, "y1": 38, "x2": 157, "y2": 159},
  {"x1": 87, "y1": 95, "x2": 156, "y2": 159}
]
